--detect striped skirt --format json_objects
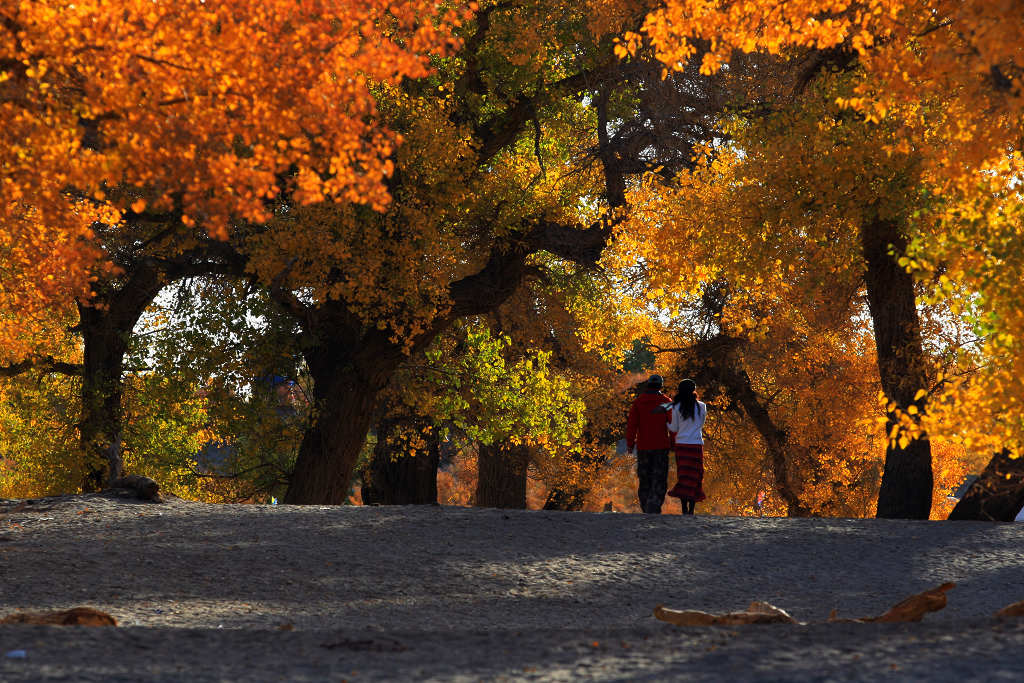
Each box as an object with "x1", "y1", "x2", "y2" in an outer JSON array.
[{"x1": 667, "y1": 444, "x2": 706, "y2": 502}]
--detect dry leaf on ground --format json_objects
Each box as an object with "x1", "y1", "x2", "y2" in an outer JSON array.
[
  {"x1": 657, "y1": 583, "x2": 956, "y2": 627},
  {"x1": 654, "y1": 601, "x2": 799, "y2": 626},
  {"x1": 0, "y1": 607, "x2": 117, "y2": 626},
  {"x1": 995, "y1": 600, "x2": 1024, "y2": 618},
  {"x1": 850, "y1": 582, "x2": 955, "y2": 623}
]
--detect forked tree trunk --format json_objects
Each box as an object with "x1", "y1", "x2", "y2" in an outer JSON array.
[
  {"x1": 948, "y1": 450, "x2": 1024, "y2": 521},
  {"x1": 861, "y1": 218, "x2": 933, "y2": 519},
  {"x1": 475, "y1": 442, "x2": 529, "y2": 509},
  {"x1": 361, "y1": 417, "x2": 440, "y2": 505},
  {"x1": 281, "y1": 304, "x2": 442, "y2": 504}
]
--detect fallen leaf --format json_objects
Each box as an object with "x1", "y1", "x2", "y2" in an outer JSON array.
[
  {"x1": 995, "y1": 600, "x2": 1024, "y2": 618},
  {"x1": 0, "y1": 607, "x2": 117, "y2": 626},
  {"x1": 655, "y1": 601, "x2": 799, "y2": 626},
  {"x1": 861, "y1": 582, "x2": 955, "y2": 623},
  {"x1": 657, "y1": 583, "x2": 956, "y2": 628}
]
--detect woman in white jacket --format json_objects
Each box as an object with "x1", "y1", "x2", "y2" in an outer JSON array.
[{"x1": 666, "y1": 379, "x2": 706, "y2": 514}]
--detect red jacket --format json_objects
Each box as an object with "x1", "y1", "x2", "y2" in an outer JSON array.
[{"x1": 626, "y1": 391, "x2": 672, "y2": 451}]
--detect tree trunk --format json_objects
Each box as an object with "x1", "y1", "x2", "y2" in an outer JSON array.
[
  {"x1": 280, "y1": 303, "x2": 427, "y2": 505},
  {"x1": 475, "y1": 442, "x2": 529, "y2": 509},
  {"x1": 282, "y1": 361, "x2": 381, "y2": 505},
  {"x1": 861, "y1": 218, "x2": 933, "y2": 519},
  {"x1": 948, "y1": 450, "x2": 1024, "y2": 521},
  {"x1": 78, "y1": 311, "x2": 130, "y2": 491},
  {"x1": 361, "y1": 417, "x2": 439, "y2": 505}
]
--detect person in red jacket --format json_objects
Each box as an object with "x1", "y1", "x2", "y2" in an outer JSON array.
[{"x1": 626, "y1": 374, "x2": 673, "y2": 513}]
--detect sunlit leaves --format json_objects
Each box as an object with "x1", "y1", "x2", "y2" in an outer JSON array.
[
  {"x1": 1, "y1": 0, "x2": 462, "y2": 355},
  {"x1": 635, "y1": 0, "x2": 1024, "y2": 184},
  {"x1": 425, "y1": 323, "x2": 588, "y2": 450}
]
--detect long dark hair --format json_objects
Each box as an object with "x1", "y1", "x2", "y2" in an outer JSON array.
[{"x1": 672, "y1": 379, "x2": 700, "y2": 420}]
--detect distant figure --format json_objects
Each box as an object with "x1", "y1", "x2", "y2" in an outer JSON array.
[
  {"x1": 626, "y1": 374, "x2": 673, "y2": 513},
  {"x1": 666, "y1": 379, "x2": 707, "y2": 515}
]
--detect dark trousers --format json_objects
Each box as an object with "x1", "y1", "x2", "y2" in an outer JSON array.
[{"x1": 637, "y1": 449, "x2": 670, "y2": 513}]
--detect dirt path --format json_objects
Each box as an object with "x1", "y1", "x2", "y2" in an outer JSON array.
[{"x1": 1, "y1": 494, "x2": 1023, "y2": 680}]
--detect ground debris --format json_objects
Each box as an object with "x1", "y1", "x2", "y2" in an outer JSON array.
[
  {"x1": 106, "y1": 475, "x2": 162, "y2": 502},
  {"x1": 0, "y1": 607, "x2": 117, "y2": 626},
  {"x1": 831, "y1": 582, "x2": 955, "y2": 623},
  {"x1": 656, "y1": 583, "x2": 956, "y2": 627},
  {"x1": 995, "y1": 600, "x2": 1024, "y2": 618},
  {"x1": 320, "y1": 637, "x2": 408, "y2": 652},
  {"x1": 655, "y1": 601, "x2": 798, "y2": 626}
]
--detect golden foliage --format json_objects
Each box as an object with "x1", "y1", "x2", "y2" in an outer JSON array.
[
  {"x1": 630, "y1": 0, "x2": 1024, "y2": 474},
  {"x1": 0, "y1": 0, "x2": 462, "y2": 356},
  {"x1": 631, "y1": 0, "x2": 1023, "y2": 183}
]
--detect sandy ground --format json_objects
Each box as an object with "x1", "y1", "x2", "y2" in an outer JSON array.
[{"x1": 1, "y1": 493, "x2": 1023, "y2": 681}]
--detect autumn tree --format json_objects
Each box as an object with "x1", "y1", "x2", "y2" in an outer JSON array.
[
  {"x1": 610, "y1": 190, "x2": 890, "y2": 517},
  {"x1": 2, "y1": 0, "x2": 749, "y2": 504},
  {"x1": 628, "y1": 0, "x2": 1024, "y2": 516},
  {"x1": 403, "y1": 321, "x2": 588, "y2": 509},
  {"x1": 242, "y1": 0, "x2": 735, "y2": 504},
  {"x1": 356, "y1": 246, "x2": 652, "y2": 509},
  {"x1": 0, "y1": 274, "x2": 314, "y2": 502},
  {"x1": 609, "y1": 60, "x2": 953, "y2": 517},
  {"x1": 0, "y1": 0, "x2": 463, "y2": 487}
]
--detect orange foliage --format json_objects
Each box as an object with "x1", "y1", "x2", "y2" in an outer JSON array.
[
  {"x1": 625, "y1": 0, "x2": 1024, "y2": 468},
  {"x1": 437, "y1": 450, "x2": 476, "y2": 506},
  {"x1": 628, "y1": 0, "x2": 1023, "y2": 185},
  {"x1": 0, "y1": 0, "x2": 462, "y2": 360}
]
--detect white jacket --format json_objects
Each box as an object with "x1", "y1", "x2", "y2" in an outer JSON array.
[{"x1": 668, "y1": 401, "x2": 706, "y2": 445}]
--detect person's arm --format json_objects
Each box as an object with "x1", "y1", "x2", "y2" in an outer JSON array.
[
  {"x1": 626, "y1": 402, "x2": 639, "y2": 452},
  {"x1": 667, "y1": 404, "x2": 679, "y2": 437}
]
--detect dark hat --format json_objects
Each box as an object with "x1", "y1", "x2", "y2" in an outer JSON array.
[{"x1": 647, "y1": 374, "x2": 664, "y2": 388}]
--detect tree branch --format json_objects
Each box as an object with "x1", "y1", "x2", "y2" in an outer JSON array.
[
  {"x1": 473, "y1": 61, "x2": 625, "y2": 165},
  {"x1": 0, "y1": 356, "x2": 84, "y2": 378},
  {"x1": 527, "y1": 218, "x2": 612, "y2": 266},
  {"x1": 454, "y1": 1, "x2": 518, "y2": 100}
]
